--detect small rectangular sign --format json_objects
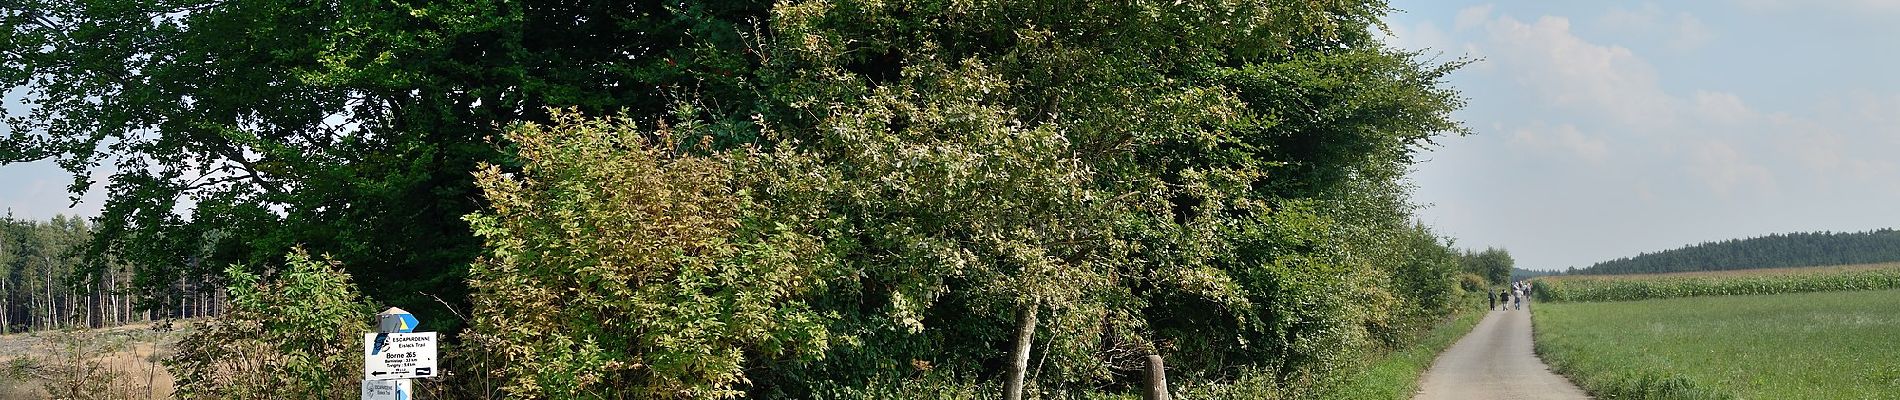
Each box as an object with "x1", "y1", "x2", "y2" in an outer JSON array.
[
  {"x1": 362, "y1": 379, "x2": 412, "y2": 400},
  {"x1": 364, "y1": 332, "x2": 438, "y2": 381}
]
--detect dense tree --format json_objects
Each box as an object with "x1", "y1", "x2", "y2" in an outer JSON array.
[
  {"x1": 464, "y1": 0, "x2": 1471, "y2": 397},
  {"x1": 1573, "y1": 229, "x2": 1900, "y2": 275},
  {"x1": 9, "y1": 0, "x2": 1475, "y2": 397},
  {"x1": 1, "y1": 0, "x2": 776, "y2": 330},
  {"x1": 1462, "y1": 247, "x2": 1514, "y2": 285}
]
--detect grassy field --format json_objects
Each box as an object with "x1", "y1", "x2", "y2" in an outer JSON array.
[{"x1": 1533, "y1": 289, "x2": 1900, "y2": 399}]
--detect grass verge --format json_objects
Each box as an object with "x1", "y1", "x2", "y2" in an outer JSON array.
[
  {"x1": 1534, "y1": 289, "x2": 1900, "y2": 399},
  {"x1": 1320, "y1": 307, "x2": 1485, "y2": 399}
]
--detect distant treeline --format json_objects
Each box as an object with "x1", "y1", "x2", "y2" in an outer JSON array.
[
  {"x1": 1, "y1": 214, "x2": 220, "y2": 333},
  {"x1": 1572, "y1": 229, "x2": 1900, "y2": 275},
  {"x1": 1511, "y1": 268, "x2": 1559, "y2": 282}
]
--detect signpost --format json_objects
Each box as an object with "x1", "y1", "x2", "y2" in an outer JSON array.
[
  {"x1": 364, "y1": 331, "x2": 438, "y2": 380},
  {"x1": 364, "y1": 307, "x2": 435, "y2": 400}
]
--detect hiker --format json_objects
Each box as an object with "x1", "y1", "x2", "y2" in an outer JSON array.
[
  {"x1": 1499, "y1": 288, "x2": 1510, "y2": 311},
  {"x1": 1487, "y1": 288, "x2": 1496, "y2": 310},
  {"x1": 1513, "y1": 287, "x2": 1523, "y2": 310}
]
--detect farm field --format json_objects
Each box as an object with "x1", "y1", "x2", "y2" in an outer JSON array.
[
  {"x1": 1533, "y1": 289, "x2": 1900, "y2": 399},
  {"x1": 1534, "y1": 262, "x2": 1900, "y2": 302},
  {"x1": 1554, "y1": 261, "x2": 1900, "y2": 281}
]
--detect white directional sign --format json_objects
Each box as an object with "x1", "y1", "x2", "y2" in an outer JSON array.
[
  {"x1": 362, "y1": 379, "x2": 413, "y2": 400},
  {"x1": 363, "y1": 332, "x2": 438, "y2": 381}
]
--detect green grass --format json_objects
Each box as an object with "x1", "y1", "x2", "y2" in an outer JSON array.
[
  {"x1": 1533, "y1": 289, "x2": 1900, "y2": 399},
  {"x1": 1320, "y1": 307, "x2": 1485, "y2": 399}
]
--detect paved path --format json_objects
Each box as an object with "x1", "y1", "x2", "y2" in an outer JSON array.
[{"x1": 1412, "y1": 308, "x2": 1590, "y2": 400}]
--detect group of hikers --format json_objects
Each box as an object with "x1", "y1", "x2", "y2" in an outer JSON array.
[{"x1": 1488, "y1": 281, "x2": 1533, "y2": 311}]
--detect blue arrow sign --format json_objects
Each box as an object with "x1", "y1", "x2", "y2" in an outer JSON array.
[
  {"x1": 395, "y1": 313, "x2": 419, "y2": 333},
  {"x1": 377, "y1": 307, "x2": 420, "y2": 333}
]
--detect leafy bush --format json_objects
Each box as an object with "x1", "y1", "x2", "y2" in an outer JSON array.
[
  {"x1": 465, "y1": 111, "x2": 834, "y2": 399},
  {"x1": 167, "y1": 249, "x2": 374, "y2": 399},
  {"x1": 1457, "y1": 274, "x2": 1487, "y2": 295}
]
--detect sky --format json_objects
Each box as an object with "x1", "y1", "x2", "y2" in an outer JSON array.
[
  {"x1": 1387, "y1": 1, "x2": 1900, "y2": 270},
  {"x1": 4, "y1": 2, "x2": 1899, "y2": 271}
]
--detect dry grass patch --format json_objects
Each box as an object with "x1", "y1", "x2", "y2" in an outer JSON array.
[{"x1": 0, "y1": 321, "x2": 188, "y2": 399}]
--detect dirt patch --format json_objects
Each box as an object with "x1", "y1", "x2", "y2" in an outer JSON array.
[{"x1": 0, "y1": 322, "x2": 189, "y2": 399}]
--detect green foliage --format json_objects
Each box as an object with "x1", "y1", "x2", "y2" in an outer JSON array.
[
  {"x1": 1457, "y1": 274, "x2": 1487, "y2": 295},
  {"x1": 1534, "y1": 268, "x2": 1900, "y2": 303},
  {"x1": 0, "y1": 214, "x2": 94, "y2": 331},
  {"x1": 3, "y1": 0, "x2": 784, "y2": 331},
  {"x1": 1461, "y1": 247, "x2": 1514, "y2": 285},
  {"x1": 1534, "y1": 290, "x2": 1900, "y2": 399},
  {"x1": 13, "y1": 0, "x2": 1475, "y2": 397},
  {"x1": 805, "y1": 373, "x2": 997, "y2": 400},
  {"x1": 465, "y1": 112, "x2": 833, "y2": 399},
  {"x1": 1574, "y1": 229, "x2": 1900, "y2": 275},
  {"x1": 462, "y1": 0, "x2": 1472, "y2": 395},
  {"x1": 167, "y1": 248, "x2": 373, "y2": 399}
]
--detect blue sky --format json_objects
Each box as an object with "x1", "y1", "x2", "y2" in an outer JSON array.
[
  {"x1": 5, "y1": 2, "x2": 1898, "y2": 270},
  {"x1": 1389, "y1": 1, "x2": 1900, "y2": 270}
]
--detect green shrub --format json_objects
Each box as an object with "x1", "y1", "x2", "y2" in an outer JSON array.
[
  {"x1": 1458, "y1": 274, "x2": 1487, "y2": 295},
  {"x1": 465, "y1": 111, "x2": 833, "y2": 399},
  {"x1": 167, "y1": 248, "x2": 375, "y2": 399}
]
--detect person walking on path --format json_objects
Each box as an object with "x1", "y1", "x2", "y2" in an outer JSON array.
[{"x1": 1488, "y1": 289, "x2": 1497, "y2": 311}]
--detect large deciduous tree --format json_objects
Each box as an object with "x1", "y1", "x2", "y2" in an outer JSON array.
[
  {"x1": 1, "y1": 0, "x2": 774, "y2": 328},
  {"x1": 9, "y1": 0, "x2": 1472, "y2": 397}
]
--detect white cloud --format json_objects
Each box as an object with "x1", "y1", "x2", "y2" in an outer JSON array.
[
  {"x1": 1669, "y1": 13, "x2": 1715, "y2": 50},
  {"x1": 1600, "y1": 3, "x2": 1666, "y2": 30},
  {"x1": 1483, "y1": 14, "x2": 1676, "y2": 127},
  {"x1": 1454, "y1": 4, "x2": 1495, "y2": 31},
  {"x1": 1736, "y1": 0, "x2": 1900, "y2": 13},
  {"x1": 1383, "y1": 20, "x2": 1456, "y2": 55},
  {"x1": 1692, "y1": 90, "x2": 1753, "y2": 124},
  {"x1": 1771, "y1": 93, "x2": 1900, "y2": 183},
  {"x1": 1599, "y1": 4, "x2": 1714, "y2": 50},
  {"x1": 1510, "y1": 123, "x2": 1610, "y2": 164},
  {"x1": 1687, "y1": 140, "x2": 1776, "y2": 196}
]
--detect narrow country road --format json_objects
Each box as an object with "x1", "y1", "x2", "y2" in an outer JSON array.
[{"x1": 1412, "y1": 308, "x2": 1590, "y2": 400}]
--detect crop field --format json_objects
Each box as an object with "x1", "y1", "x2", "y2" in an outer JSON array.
[
  {"x1": 1533, "y1": 262, "x2": 1900, "y2": 302},
  {"x1": 1533, "y1": 289, "x2": 1900, "y2": 399},
  {"x1": 1552, "y1": 262, "x2": 1900, "y2": 281}
]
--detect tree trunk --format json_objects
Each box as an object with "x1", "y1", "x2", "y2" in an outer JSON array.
[
  {"x1": 2, "y1": 278, "x2": 9, "y2": 333},
  {"x1": 1004, "y1": 302, "x2": 1039, "y2": 400}
]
